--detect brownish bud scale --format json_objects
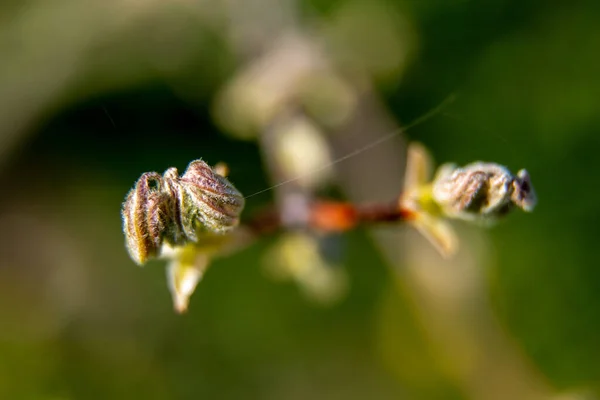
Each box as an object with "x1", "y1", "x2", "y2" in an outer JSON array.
[
  {"x1": 432, "y1": 162, "x2": 537, "y2": 222},
  {"x1": 122, "y1": 172, "x2": 172, "y2": 265}
]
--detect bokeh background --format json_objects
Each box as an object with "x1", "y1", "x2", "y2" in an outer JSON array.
[{"x1": 1, "y1": 0, "x2": 600, "y2": 399}]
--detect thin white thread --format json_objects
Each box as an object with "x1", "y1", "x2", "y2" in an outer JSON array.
[{"x1": 244, "y1": 93, "x2": 457, "y2": 199}]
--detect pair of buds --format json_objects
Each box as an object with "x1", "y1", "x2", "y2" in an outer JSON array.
[{"x1": 122, "y1": 160, "x2": 245, "y2": 266}]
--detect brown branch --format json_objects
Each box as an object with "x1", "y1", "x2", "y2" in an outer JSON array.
[{"x1": 245, "y1": 198, "x2": 416, "y2": 235}]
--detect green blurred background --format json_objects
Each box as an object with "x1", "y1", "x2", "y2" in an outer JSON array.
[{"x1": 1, "y1": 0, "x2": 600, "y2": 399}]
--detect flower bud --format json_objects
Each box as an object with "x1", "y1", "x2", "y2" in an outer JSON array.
[
  {"x1": 432, "y1": 162, "x2": 536, "y2": 221},
  {"x1": 178, "y1": 160, "x2": 246, "y2": 236}
]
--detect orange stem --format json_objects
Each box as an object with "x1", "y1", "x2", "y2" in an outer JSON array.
[{"x1": 247, "y1": 198, "x2": 416, "y2": 235}]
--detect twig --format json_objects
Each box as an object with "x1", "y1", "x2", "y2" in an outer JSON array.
[{"x1": 245, "y1": 197, "x2": 416, "y2": 235}]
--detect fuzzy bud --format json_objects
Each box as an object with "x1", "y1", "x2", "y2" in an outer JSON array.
[
  {"x1": 178, "y1": 160, "x2": 245, "y2": 236},
  {"x1": 122, "y1": 172, "x2": 173, "y2": 265},
  {"x1": 432, "y1": 162, "x2": 537, "y2": 221}
]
